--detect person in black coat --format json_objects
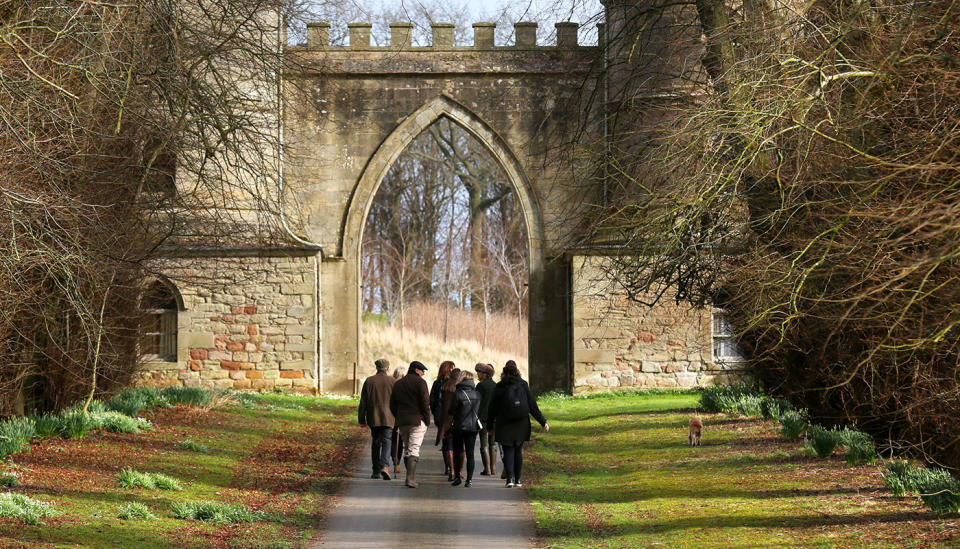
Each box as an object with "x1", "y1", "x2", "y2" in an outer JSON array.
[
  {"x1": 474, "y1": 363, "x2": 497, "y2": 476},
  {"x1": 448, "y1": 371, "x2": 482, "y2": 487},
  {"x1": 430, "y1": 361, "x2": 456, "y2": 477},
  {"x1": 485, "y1": 360, "x2": 549, "y2": 488}
]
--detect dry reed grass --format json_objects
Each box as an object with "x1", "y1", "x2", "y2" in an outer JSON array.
[
  {"x1": 361, "y1": 302, "x2": 529, "y2": 384},
  {"x1": 402, "y1": 301, "x2": 527, "y2": 357}
]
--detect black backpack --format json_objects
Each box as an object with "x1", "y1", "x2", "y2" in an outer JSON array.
[{"x1": 503, "y1": 381, "x2": 530, "y2": 420}]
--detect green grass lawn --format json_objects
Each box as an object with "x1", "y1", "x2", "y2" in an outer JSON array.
[
  {"x1": 0, "y1": 392, "x2": 364, "y2": 549},
  {"x1": 526, "y1": 390, "x2": 960, "y2": 549}
]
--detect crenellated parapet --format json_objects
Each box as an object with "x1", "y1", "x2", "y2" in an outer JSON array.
[{"x1": 302, "y1": 21, "x2": 593, "y2": 50}]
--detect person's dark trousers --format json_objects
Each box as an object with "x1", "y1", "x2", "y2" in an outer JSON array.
[
  {"x1": 391, "y1": 427, "x2": 404, "y2": 468},
  {"x1": 452, "y1": 430, "x2": 478, "y2": 480},
  {"x1": 501, "y1": 443, "x2": 524, "y2": 481},
  {"x1": 370, "y1": 426, "x2": 393, "y2": 473}
]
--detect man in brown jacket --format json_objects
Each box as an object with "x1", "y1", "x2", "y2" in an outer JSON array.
[
  {"x1": 389, "y1": 361, "x2": 430, "y2": 488},
  {"x1": 358, "y1": 358, "x2": 396, "y2": 480}
]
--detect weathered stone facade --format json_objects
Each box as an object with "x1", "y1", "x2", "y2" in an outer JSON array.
[
  {"x1": 138, "y1": 6, "x2": 735, "y2": 395},
  {"x1": 281, "y1": 21, "x2": 601, "y2": 394},
  {"x1": 572, "y1": 256, "x2": 746, "y2": 392},
  {"x1": 140, "y1": 253, "x2": 320, "y2": 392}
]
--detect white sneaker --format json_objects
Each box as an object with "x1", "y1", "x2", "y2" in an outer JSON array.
[
  {"x1": 505, "y1": 479, "x2": 515, "y2": 488},
  {"x1": 514, "y1": 480, "x2": 523, "y2": 487}
]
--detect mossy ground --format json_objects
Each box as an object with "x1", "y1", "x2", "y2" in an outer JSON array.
[
  {"x1": 0, "y1": 393, "x2": 364, "y2": 549},
  {"x1": 526, "y1": 391, "x2": 960, "y2": 548}
]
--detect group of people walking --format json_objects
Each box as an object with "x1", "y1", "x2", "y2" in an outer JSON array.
[{"x1": 357, "y1": 359, "x2": 548, "y2": 489}]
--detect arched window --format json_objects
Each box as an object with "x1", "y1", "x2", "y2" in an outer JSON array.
[{"x1": 142, "y1": 281, "x2": 179, "y2": 361}]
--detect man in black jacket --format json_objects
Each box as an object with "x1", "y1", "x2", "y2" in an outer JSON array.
[
  {"x1": 358, "y1": 358, "x2": 396, "y2": 480},
  {"x1": 389, "y1": 361, "x2": 431, "y2": 488}
]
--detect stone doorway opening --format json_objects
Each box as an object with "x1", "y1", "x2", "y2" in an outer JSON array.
[{"x1": 358, "y1": 115, "x2": 531, "y2": 386}]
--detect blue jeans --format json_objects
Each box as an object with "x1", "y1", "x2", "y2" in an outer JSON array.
[{"x1": 370, "y1": 426, "x2": 393, "y2": 472}]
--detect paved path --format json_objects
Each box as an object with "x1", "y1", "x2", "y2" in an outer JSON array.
[{"x1": 313, "y1": 426, "x2": 536, "y2": 549}]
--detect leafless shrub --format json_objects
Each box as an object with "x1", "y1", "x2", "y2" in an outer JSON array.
[
  {"x1": 597, "y1": 0, "x2": 960, "y2": 469},
  {"x1": 0, "y1": 1, "x2": 309, "y2": 414}
]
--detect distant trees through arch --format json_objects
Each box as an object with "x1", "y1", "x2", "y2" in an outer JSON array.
[{"x1": 361, "y1": 117, "x2": 529, "y2": 357}]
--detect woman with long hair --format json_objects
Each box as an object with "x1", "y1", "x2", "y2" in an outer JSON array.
[
  {"x1": 390, "y1": 366, "x2": 406, "y2": 474},
  {"x1": 437, "y1": 368, "x2": 464, "y2": 481},
  {"x1": 430, "y1": 360, "x2": 456, "y2": 477},
  {"x1": 448, "y1": 370, "x2": 482, "y2": 486},
  {"x1": 485, "y1": 360, "x2": 549, "y2": 487}
]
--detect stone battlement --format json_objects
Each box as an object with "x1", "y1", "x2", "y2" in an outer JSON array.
[{"x1": 304, "y1": 21, "x2": 590, "y2": 50}]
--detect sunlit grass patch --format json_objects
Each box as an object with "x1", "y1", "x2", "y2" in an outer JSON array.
[
  {"x1": 175, "y1": 439, "x2": 209, "y2": 453},
  {"x1": 526, "y1": 389, "x2": 957, "y2": 548},
  {"x1": 172, "y1": 500, "x2": 259, "y2": 524},
  {"x1": 0, "y1": 492, "x2": 56, "y2": 525},
  {"x1": 117, "y1": 501, "x2": 157, "y2": 520},
  {"x1": 117, "y1": 468, "x2": 183, "y2": 491},
  {"x1": 0, "y1": 472, "x2": 20, "y2": 488}
]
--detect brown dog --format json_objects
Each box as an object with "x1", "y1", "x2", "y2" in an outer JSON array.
[{"x1": 688, "y1": 417, "x2": 703, "y2": 446}]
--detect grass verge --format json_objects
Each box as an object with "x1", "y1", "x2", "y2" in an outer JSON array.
[
  {"x1": 526, "y1": 390, "x2": 960, "y2": 548},
  {"x1": 0, "y1": 392, "x2": 364, "y2": 548}
]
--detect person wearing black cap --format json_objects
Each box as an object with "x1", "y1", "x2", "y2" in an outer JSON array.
[
  {"x1": 389, "y1": 361, "x2": 431, "y2": 488},
  {"x1": 358, "y1": 358, "x2": 396, "y2": 480}
]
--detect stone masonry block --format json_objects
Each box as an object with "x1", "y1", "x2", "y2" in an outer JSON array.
[
  {"x1": 284, "y1": 324, "x2": 315, "y2": 335},
  {"x1": 573, "y1": 349, "x2": 615, "y2": 364},
  {"x1": 184, "y1": 333, "x2": 215, "y2": 348},
  {"x1": 641, "y1": 361, "x2": 661, "y2": 373},
  {"x1": 285, "y1": 343, "x2": 315, "y2": 353},
  {"x1": 281, "y1": 284, "x2": 313, "y2": 295}
]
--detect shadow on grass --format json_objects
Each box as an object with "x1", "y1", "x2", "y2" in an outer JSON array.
[
  {"x1": 530, "y1": 482, "x2": 866, "y2": 504},
  {"x1": 2, "y1": 516, "x2": 212, "y2": 549},
  {"x1": 539, "y1": 509, "x2": 932, "y2": 539},
  {"x1": 535, "y1": 434, "x2": 785, "y2": 456},
  {"x1": 17, "y1": 484, "x2": 190, "y2": 508}
]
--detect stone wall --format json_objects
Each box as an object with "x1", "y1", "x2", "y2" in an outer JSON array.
[
  {"x1": 139, "y1": 252, "x2": 320, "y2": 393},
  {"x1": 571, "y1": 255, "x2": 746, "y2": 392},
  {"x1": 283, "y1": 23, "x2": 600, "y2": 394}
]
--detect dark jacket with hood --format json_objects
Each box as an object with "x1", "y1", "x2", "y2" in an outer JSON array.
[
  {"x1": 486, "y1": 376, "x2": 546, "y2": 445},
  {"x1": 449, "y1": 379, "x2": 482, "y2": 433}
]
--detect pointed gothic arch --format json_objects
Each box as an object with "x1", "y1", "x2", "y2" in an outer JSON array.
[
  {"x1": 342, "y1": 95, "x2": 545, "y2": 382},
  {"x1": 343, "y1": 95, "x2": 544, "y2": 272}
]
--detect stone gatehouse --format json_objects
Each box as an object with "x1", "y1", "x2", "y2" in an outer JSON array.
[{"x1": 140, "y1": 7, "x2": 746, "y2": 395}]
